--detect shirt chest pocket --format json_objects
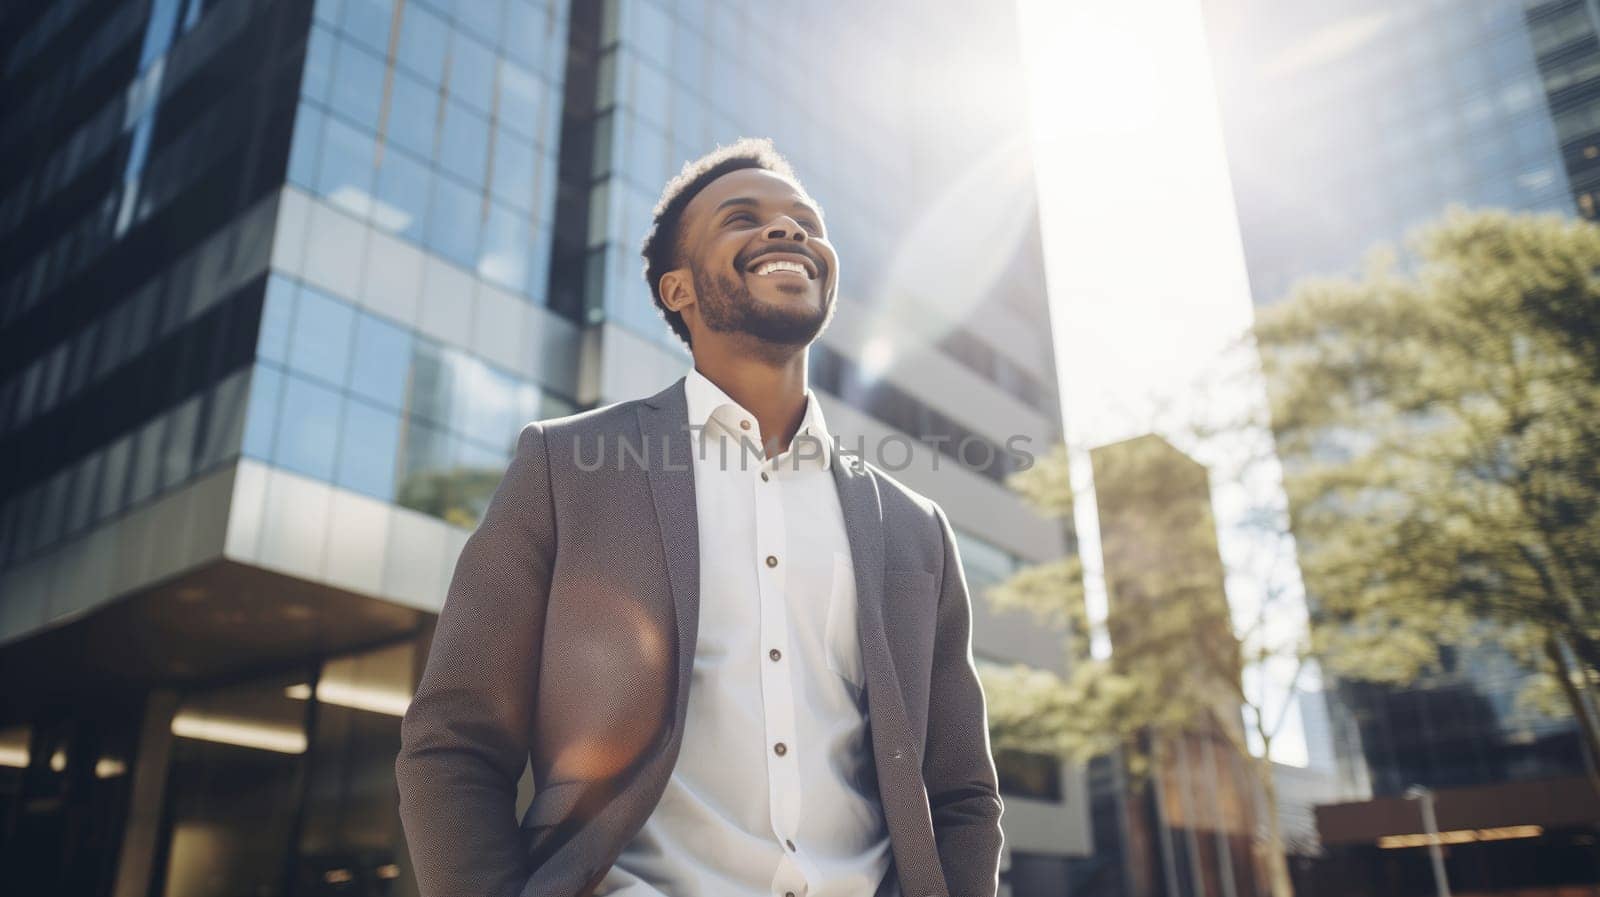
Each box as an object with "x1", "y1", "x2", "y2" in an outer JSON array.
[{"x1": 823, "y1": 551, "x2": 865, "y2": 693}]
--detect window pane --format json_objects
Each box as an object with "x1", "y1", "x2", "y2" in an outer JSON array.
[
  {"x1": 314, "y1": 0, "x2": 343, "y2": 26},
  {"x1": 316, "y1": 116, "x2": 377, "y2": 216},
  {"x1": 408, "y1": 339, "x2": 451, "y2": 427},
  {"x1": 386, "y1": 70, "x2": 439, "y2": 159},
  {"x1": 258, "y1": 274, "x2": 296, "y2": 365},
  {"x1": 329, "y1": 40, "x2": 387, "y2": 133},
  {"x1": 36, "y1": 469, "x2": 70, "y2": 550},
  {"x1": 526, "y1": 217, "x2": 553, "y2": 301},
  {"x1": 456, "y1": 437, "x2": 506, "y2": 524},
  {"x1": 160, "y1": 395, "x2": 201, "y2": 491},
  {"x1": 438, "y1": 101, "x2": 489, "y2": 186},
  {"x1": 288, "y1": 103, "x2": 325, "y2": 191},
  {"x1": 448, "y1": 31, "x2": 495, "y2": 114},
  {"x1": 302, "y1": 24, "x2": 336, "y2": 105},
  {"x1": 505, "y1": 0, "x2": 561, "y2": 80},
  {"x1": 396, "y1": 3, "x2": 449, "y2": 84},
  {"x1": 276, "y1": 374, "x2": 342, "y2": 481},
  {"x1": 489, "y1": 127, "x2": 535, "y2": 211},
  {"x1": 454, "y1": 0, "x2": 504, "y2": 43},
  {"x1": 288, "y1": 286, "x2": 356, "y2": 387},
  {"x1": 339, "y1": 0, "x2": 393, "y2": 56},
  {"x1": 349, "y1": 312, "x2": 413, "y2": 411},
  {"x1": 396, "y1": 417, "x2": 453, "y2": 518},
  {"x1": 336, "y1": 398, "x2": 400, "y2": 501},
  {"x1": 452, "y1": 357, "x2": 520, "y2": 446},
  {"x1": 242, "y1": 364, "x2": 285, "y2": 463},
  {"x1": 373, "y1": 144, "x2": 431, "y2": 241},
  {"x1": 496, "y1": 59, "x2": 541, "y2": 140},
  {"x1": 425, "y1": 176, "x2": 481, "y2": 268},
  {"x1": 64, "y1": 450, "x2": 103, "y2": 537},
  {"x1": 478, "y1": 202, "x2": 530, "y2": 291},
  {"x1": 198, "y1": 368, "x2": 250, "y2": 470},
  {"x1": 97, "y1": 433, "x2": 134, "y2": 521},
  {"x1": 127, "y1": 415, "x2": 167, "y2": 506}
]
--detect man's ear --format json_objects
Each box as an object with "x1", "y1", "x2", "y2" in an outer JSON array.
[{"x1": 658, "y1": 268, "x2": 696, "y2": 313}]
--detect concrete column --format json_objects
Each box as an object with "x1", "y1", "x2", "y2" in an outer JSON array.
[{"x1": 112, "y1": 689, "x2": 180, "y2": 897}]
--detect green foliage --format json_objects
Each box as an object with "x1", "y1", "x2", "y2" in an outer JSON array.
[{"x1": 1254, "y1": 207, "x2": 1600, "y2": 722}]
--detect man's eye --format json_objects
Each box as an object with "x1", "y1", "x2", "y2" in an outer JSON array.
[{"x1": 726, "y1": 213, "x2": 756, "y2": 225}]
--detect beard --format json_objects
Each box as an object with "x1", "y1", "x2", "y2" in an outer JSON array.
[{"x1": 692, "y1": 263, "x2": 832, "y2": 347}]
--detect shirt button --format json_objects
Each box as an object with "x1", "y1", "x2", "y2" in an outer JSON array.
[
  {"x1": 765, "y1": 555, "x2": 778, "y2": 567},
  {"x1": 760, "y1": 471, "x2": 769, "y2": 481},
  {"x1": 785, "y1": 839, "x2": 796, "y2": 851},
  {"x1": 774, "y1": 742, "x2": 787, "y2": 756},
  {"x1": 769, "y1": 648, "x2": 781, "y2": 661},
  {"x1": 740, "y1": 419, "x2": 751, "y2": 430}
]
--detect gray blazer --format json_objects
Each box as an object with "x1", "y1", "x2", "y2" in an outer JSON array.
[{"x1": 395, "y1": 376, "x2": 1003, "y2": 897}]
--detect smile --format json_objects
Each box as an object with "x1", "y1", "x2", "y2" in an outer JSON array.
[
  {"x1": 752, "y1": 260, "x2": 811, "y2": 278},
  {"x1": 744, "y1": 252, "x2": 819, "y2": 280}
]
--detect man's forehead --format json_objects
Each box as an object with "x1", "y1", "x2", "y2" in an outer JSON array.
[{"x1": 686, "y1": 168, "x2": 822, "y2": 222}]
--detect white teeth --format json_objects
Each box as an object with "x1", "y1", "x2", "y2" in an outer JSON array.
[{"x1": 754, "y1": 259, "x2": 808, "y2": 277}]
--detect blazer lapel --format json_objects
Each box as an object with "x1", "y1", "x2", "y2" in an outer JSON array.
[
  {"x1": 637, "y1": 377, "x2": 700, "y2": 743},
  {"x1": 831, "y1": 452, "x2": 917, "y2": 763},
  {"x1": 832, "y1": 452, "x2": 944, "y2": 896}
]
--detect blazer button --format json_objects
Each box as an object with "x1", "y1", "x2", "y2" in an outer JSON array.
[
  {"x1": 765, "y1": 555, "x2": 778, "y2": 567},
  {"x1": 774, "y1": 742, "x2": 787, "y2": 756},
  {"x1": 769, "y1": 648, "x2": 782, "y2": 661}
]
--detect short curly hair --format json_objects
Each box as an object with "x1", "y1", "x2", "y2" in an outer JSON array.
[{"x1": 640, "y1": 138, "x2": 813, "y2": 348}]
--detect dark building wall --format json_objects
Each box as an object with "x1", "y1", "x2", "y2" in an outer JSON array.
[{"x1": 0, "y1": 0, "x2": 312, "y2": 573}]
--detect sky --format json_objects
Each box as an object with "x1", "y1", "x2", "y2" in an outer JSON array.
[{"x1": 1015, "y1": 0, "x2": 1317, "y2": 768}]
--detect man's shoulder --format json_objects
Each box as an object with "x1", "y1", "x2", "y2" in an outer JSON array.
[
  {"x1": 530, "y1": 396, "x2": 645, "y2": 439},
  {"x1": 854, "y1": 457, "x2": 947, "y2": 529}
]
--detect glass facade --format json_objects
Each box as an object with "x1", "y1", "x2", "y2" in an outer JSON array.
[
  {"x1": 1206, "y1": 0, "x2": 1581, "y2": 306},
  {"x1": 293, "y1": 0, "x2": 564, "y2": 298}
]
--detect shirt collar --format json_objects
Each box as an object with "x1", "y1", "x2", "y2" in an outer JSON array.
[{"x1": 683, "y1": 367, "x2": 834, "y2": 469}]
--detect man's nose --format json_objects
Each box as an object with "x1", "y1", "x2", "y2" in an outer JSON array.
[{"x1": 764, "y1": 216, "x2": 808, "y2": 242}]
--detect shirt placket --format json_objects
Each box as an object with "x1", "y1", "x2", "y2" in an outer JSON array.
[{"x1": 747, "y1": 425, "x2": 812, "y2": 896}]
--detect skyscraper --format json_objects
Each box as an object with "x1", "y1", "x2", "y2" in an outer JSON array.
[
  {"x1": 0, "y1": 1, "x2": 1084, "y2": 894},
  {"x1": 1203, "y1": 0, "x2": 1600, "y2": 892},
  {"x1": 1075, "y1": 434, "x2": 1262, "y2": 897}
]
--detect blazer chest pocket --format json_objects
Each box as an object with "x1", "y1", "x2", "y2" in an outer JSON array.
[{"x1": 824, "y1": 551, "x2": 865, "y2": 692}]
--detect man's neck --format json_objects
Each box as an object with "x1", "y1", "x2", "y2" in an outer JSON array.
[{"x1": 692, "y1": 349, "x2": 810, "y2": 459}]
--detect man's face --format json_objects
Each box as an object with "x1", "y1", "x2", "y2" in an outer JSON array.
[{"x1": 676, "y1": 168, "x2": 840, "y2": 347}]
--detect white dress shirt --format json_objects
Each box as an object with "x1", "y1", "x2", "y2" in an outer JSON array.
[{"x1": 597, "y1": 368, "x2": 896, "y2": 896}]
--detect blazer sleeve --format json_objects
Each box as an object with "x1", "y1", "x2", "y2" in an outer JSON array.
[
  {"x1": 396, "y1": 421, "x2": 556, "y2": 897},
  {"x1": 924, "y1": 502, "x2": 1005, "y2": 896}
]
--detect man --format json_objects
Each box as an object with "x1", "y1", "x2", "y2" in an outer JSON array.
[{"x1": 396, "y1": 139, "x2": 1002, "y2": 897}]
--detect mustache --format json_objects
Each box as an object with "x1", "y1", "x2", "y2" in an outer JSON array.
[{"x1": 737, "y1": 243, "x2": 828, "y2": 279}]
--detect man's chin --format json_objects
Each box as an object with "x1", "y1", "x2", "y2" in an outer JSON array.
[{"x1": 741, "y1": 312, "x2": 828, "y2": 346}]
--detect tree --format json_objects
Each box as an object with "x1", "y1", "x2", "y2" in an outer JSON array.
[{"x1": 1251, "y1": 208, "x2": 1600, "y2": 789}]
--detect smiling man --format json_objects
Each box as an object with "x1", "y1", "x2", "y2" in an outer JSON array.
[{"x1": 395, "y1": 138, "x2": 1003, "y2": 897}]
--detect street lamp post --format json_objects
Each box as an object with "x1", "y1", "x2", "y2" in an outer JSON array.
[{"x1": 1404, "y1": 785, "x2": 1451, "y2": 897}]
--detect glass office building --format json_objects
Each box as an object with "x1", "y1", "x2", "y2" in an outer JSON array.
[
  {"x1": 0, "y1": 1, "x2": 1084, "y2": 894},
  {"x1": 1202, "y1": 0, "x2": 1600, "y2": 893}
]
